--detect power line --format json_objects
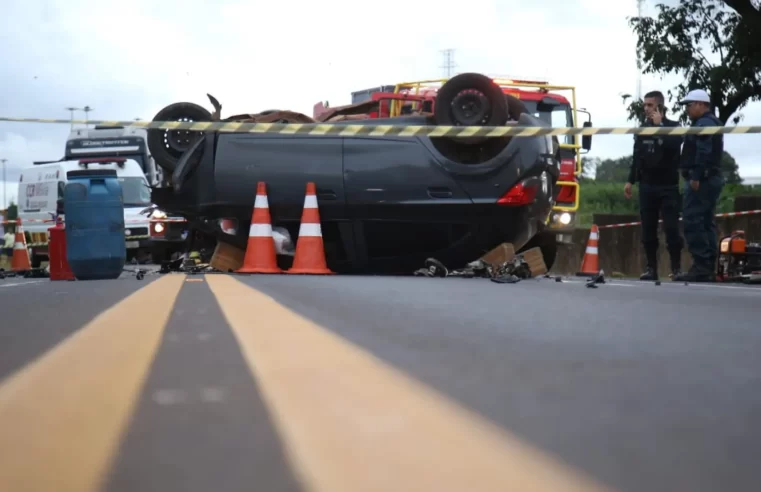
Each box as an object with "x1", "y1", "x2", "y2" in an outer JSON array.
[{"x1": 440, "y1": 49, "x2": 457, "y2": 78}]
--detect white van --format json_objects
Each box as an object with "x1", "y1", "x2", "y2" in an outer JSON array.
[{"x1": 17, "y1": 157, "x2": 153, "y2": 267}]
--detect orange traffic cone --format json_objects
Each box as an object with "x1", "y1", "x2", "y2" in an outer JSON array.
[
  {"x1": 236, "y1": 182, "x2": 283, "y2": 274},
  {"x1": 287, "y1": 182, "x2": 334, "y2": 275},
  {"x1": 48, "y1": 216, "x2": 75, "y2": 281},
  {"x1": 576, "y1": 224, "x2": 600, "y2": 277},
  {"x1": 11, "y1": 218, "x2": 32, "y2": 272}
]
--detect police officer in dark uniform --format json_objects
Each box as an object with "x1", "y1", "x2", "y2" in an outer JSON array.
[
  {"x1": 625, "y1": 90, "x2": 684, "y2": 281},
  {"x1": 674, "y1": 89, "x2": 724, "y2": 282}
]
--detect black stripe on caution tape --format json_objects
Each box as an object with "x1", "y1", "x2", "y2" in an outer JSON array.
[{"x1": 2, "y1": 117, "x2": 761, "y2": 137}]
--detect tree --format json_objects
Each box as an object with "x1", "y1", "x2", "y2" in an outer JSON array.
[
  {"x1": 721, "y1": 150, "x2": 743, "y2": 183},
  {"x1": 721, "y1": 0, "x2": 761, "y2": 21},
  {"x1": 594, "y1": 156, "x2": 634, "y2": 183},
  {"x1": 4, "y1": 201, "x2": 17, "y2": 233},
  {"x1": 623, "y1": 0, "x2": 761, "y2": 125},
  {"x1": 580, "y1": 156, "x2": 600, "y2": 180}
]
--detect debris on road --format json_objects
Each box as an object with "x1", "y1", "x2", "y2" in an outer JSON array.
[
  {"x1": 413, "y1": 242, "x2": 548, "y2": 284},
  {"x1": 585, "y1": 270, "x2": 605, "y2": 288}
]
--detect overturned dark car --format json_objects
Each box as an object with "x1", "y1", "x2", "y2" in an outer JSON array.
[{"x1": 147, "y1": 72, "x2": 565, "y2": 274}]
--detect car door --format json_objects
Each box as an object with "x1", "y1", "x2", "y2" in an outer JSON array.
[
  {"x1": 343, "y1": 137, "x2": 474, "y2": 259},
  {"x1": 213, "y1": 135, "x2": 346, "y2": 222}
]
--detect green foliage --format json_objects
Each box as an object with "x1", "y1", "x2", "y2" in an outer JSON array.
[
  {"x1": 575, "y1": 149, "x2": 756, "y2": 225},
  {"x1": 720, "y1": 151, "x2": 743, "y2": 183},
  {"x1": 577, "y1": 180, "x2": 761, "y2": 226},
  {"x1": 595, "y1": 156, "x2": 634, "y2": 183},
  {"x1": 4, "y1": 201, "x2": 18, "y2": 233},
  {"x1": 5, "y1": 201, "x2": 17, "y2": 221},
  {"x1": 624, "y1": 0, "x2": 761, "y2": 125},
  {"x1": 577, "y1": 181, "x2": 642, "y2": 226}
]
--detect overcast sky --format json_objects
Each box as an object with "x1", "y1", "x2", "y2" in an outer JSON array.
[{"x1": 1, "y1": 0, "x2": 760, "y2": 207}]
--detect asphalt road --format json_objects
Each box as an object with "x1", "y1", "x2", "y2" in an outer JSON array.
[{"x1": 0, "y1": 273, "x2": 759, "y2": 492}]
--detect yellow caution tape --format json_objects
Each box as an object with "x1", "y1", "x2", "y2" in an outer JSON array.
[{"x1": 1, "y1": 117, "x2": 760, "y2": 137}]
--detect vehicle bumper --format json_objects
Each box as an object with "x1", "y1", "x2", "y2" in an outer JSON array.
[{"x1": 125, "y1": 237, "x2": 152, "y2": 249}]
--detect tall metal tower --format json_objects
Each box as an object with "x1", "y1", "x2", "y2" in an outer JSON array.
[
  {"x1": 635, "y1": 0, "x2": 645, "y2": 100},
  {"x1": 440, "y1": 49, "x2": 457, "y2": 78}
]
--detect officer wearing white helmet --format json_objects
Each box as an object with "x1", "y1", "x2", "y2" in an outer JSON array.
[{"x1": 674, "y1": 88, "x2": 724, "y2": 282}]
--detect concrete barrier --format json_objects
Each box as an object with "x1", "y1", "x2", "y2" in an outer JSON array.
[{"x1": 553, "y1": 198, "x2": 761, "y2": 277}]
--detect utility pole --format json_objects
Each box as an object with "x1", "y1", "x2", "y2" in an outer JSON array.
[
  {"x1": 65, "y1": 107, "x2": 82, "y2": 129},
  {"x1": 83, "y1": 106, "x2": 93, "y2": 128},
  {"x1": 1, "y1": 158, "x2": 6, "y2": 211},
  {"x1": 440, "y1": 49, "x2": 457, "y2": 78}
]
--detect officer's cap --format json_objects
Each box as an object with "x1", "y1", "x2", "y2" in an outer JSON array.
[{"x1": 678, "y1": 89, "x2": 711, "y2": 105}]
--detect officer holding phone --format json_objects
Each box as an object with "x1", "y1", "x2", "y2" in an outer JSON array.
[{"x1": 625, "y1": 90, "x2": 684, "y2": 281}]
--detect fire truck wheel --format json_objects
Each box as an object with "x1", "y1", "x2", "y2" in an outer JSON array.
[
  {"x1": 147, "y1": 102, "x2": 212, "y2": 173},
  {"x1": 434, "y1": 73, "x2": 508, "y2": 128}
]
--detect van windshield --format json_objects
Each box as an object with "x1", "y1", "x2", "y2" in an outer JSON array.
[{"x1": 119, "y1": 177, "x2": 152, "y2": 206}]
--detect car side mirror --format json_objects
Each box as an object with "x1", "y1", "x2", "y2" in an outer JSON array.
[
  {"x1": 582, "y1": 121, "x2": 593, "y2": 151},
  {"x1": 56, "y1": 198, "x2": 65, "y2": 215}
]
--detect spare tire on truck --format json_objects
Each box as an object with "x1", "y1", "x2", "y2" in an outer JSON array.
[
  {"x1": 430, "y1": 73, "x2": 513, "y2": 164},
  {"x1": 147, "y1": 102, "x2": 212, "y2": 173}
]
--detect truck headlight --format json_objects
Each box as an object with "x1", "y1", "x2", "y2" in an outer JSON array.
[
  {"x1": 551, "y1": 212, "x2": 573, "y2": 226},
  {"x1": 154, "y1": 223, "x2": 165, "y2": 233},
  {"x1": 151, "y1": 209, "x2": 167, "y2": 219}
]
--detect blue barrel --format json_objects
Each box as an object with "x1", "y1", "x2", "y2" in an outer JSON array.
[{"x1": 64, "y1": 169, "x2": 126, "y2": 280}]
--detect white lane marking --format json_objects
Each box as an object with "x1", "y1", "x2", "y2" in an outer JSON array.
[
  {"x1": 0, "y1": 280, "x2": 47, "y2": 288},
  {"x1": 152, "y1": 389, "x2": 188, "y2": 406},
  {"x1": 199, "y1": 387, "x2": 226, "y2": 403}
]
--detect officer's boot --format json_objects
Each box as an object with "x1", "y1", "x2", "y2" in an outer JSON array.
[{"x1": 640, "y1": 249, "x2": 659, "y2": 281}]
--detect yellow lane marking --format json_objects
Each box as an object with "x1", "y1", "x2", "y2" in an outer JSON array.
[
  {"x1": 207, "y1": 275, "x2": 610, "y2": 492},
  {"x1": 0, "y1": 274, "x2": 186, "y2": 492}
]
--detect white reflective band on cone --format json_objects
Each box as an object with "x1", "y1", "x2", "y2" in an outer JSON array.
[
  {"x1": 304, "y1": 195, "x2": 318, "y2": 208},
  {"x1": 589, "y1": 232, "x2": 599, "y2": 240},
  {"x1": 298, "y1": 223, "x2": 322, "y2": 237},
  {"x1": 14, "y1": 242, "x2": 25, "y2": 250},
  {"x1": 249, "y1": 223, "x2": 273, "y2": 237},
  {"x1": 586, "y1": 246, "x2": 598, "y2": 255},
  {"x1": 254, "y1": 195, "x2": 269, "y2": 208}
]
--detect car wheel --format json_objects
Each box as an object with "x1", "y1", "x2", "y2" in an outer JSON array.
[{"x1": 147, "y1": 102, "x2": 212, "y2": 174}]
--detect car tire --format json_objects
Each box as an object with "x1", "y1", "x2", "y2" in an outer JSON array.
[
  {"x1": 147, "y1": 102, "x2": 212, "y2": 174},
  {"x1": 434, "y1": 72, "x2": 509, "y2": 146}
]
